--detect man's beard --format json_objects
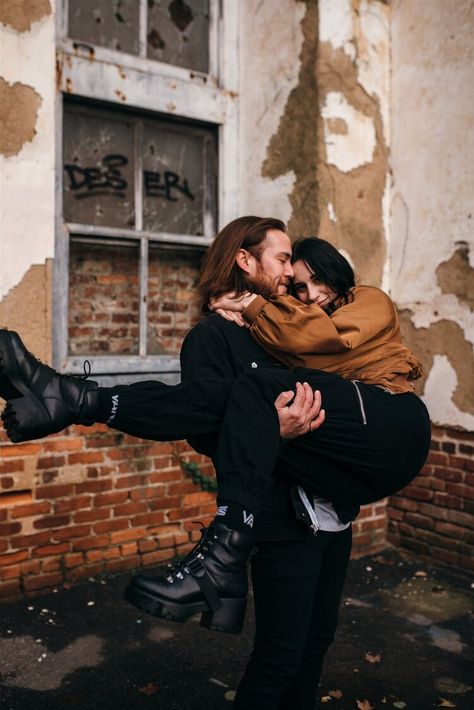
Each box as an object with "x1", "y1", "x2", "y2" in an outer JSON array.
[{"x1": 243, "y1": 263, "x2": 280, "y2": 299}]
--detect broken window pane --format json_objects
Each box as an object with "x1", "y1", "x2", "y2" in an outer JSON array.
[
  {"x1": 147, "y1": 0, "x2": 210, "y2": 73},
  {"x1": 68, "y1": 0, "x2": 140, "y2": 55},
  {"x1": 142, "y1": 121, "x2": 215, "y2": 235},
  {"x1": 68, "y1": 239, "x2": 140, "y2": 356},
  {"x1": 147, "y1": 246, "x2": 202, "y2": 355},
  {"x1": 63, "y1": 104, "x2": 135, "y2": 229}
]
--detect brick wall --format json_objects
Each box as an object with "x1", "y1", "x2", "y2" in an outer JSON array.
[
  {"x1": 69, "y1": 243, "x2": 202, "y2": 356},
  {"x1": 1, "y1": 420, "x2": 471, "y2": 602},
  {"x1": 0, "y1": 426, "x2": 216, "y2": 603},
  {"x1": 388, "y1": 425, "x2": 474, "y2": 572}
]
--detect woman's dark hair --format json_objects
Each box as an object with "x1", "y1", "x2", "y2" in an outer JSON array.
[
  {"x1": 291, "y1": 237, "x2": 355, "y2": 310},
  {"x1": 199, "y1": 216, "x2": 286, "y2": 311}
]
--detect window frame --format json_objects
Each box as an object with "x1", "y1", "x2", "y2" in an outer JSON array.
[{"x1": 53, "y1": 0, "x2": 239, "y2": 381}]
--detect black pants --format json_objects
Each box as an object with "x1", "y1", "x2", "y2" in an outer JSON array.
[
  {"x1": 234, "y1": 527, "x2": 352, "y2": 710},
  {"x1": 104, "y1": 368, "x2": 431, "y2": 510}
]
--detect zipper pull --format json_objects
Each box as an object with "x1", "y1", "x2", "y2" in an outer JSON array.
[{"x1": 310, "y1": 523, "x2": 319, "y2": 536}]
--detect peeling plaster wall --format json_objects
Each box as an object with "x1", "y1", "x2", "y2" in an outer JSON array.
[
  {"x1": 0, "y1": 0, "x2": 55, "y2": 356},
  {"x1": 238, "y1": 0, "x2": 306, "y2": 222},
  {"x1": 316, "y1": 0, "x2": 390, "y2": 286},
  {"x1": 391, "y1": 0, "x2": 474, "y2": 430}
]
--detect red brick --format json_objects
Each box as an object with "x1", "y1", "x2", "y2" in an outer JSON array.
[
  {"x1": 110, "y1": 528, "x2": 146, "y2": 544},
  {"x1": 432, "y1": 493, "x2": 462, "y2": 509},
  {"x1": 391, "y1": 497, "x2": 418, "y2": 512},
  {"x1": 434, "y1": 521, "x2": 468, "y2": 539},
  {"x1": 94, "y1": 491, "x2": 128, "y2": 507},
  {"x1": 133, "y1": 512, "x2": 165, "y2": 527},
  {"x1": 11, "y1": 502, "x2": 51, "y2": 518},
  {"x1": 20, "y1": 560, "x2": 41, "y2": 575},
  {"x1": 447, "y1": 509, "x2": 474, "y2": 528},
  {"x1": 427, "y1": 452, "x2": 448, "y2": 466},
  {"x1": 55, "y1": 496, "x2": 92, "y2": 513},
  {"x1": 33, "y1": 515, "x2": 70, "y2": 530},
  {"x1": 0, "y1": 477, "x2": 14, "y2": 489},
  {"x1": 0, "y1": 564, "x2": 20, "y2": 581},
  {"x1": 168, "y1": 481, "x2": 198, "y2": 496},
  {"x1": 168, "y1": 506, "x2": 199, "y2": 521},
  {"x1": 405, "y1": 513, "x2": 434, "y2": 530},
  {"x1": 182, "y1": 491, "x2": 214, "y2": 506},
  {"x1": 0, "y1": 522, "x2": 22, "y2": 536},
  {"x1": 74, "y1": 509, "x2": 111, "y2": 523},
  {"x1": 446, "y1": 482, "x2": 474, "y2": 500},
  {"x1": 115, "y1": 475, "x2": 144, "y2": 489},
  {"x1": 73, "y1": 535, "x2": 109, "y2": 551},
  {"x1": 68, "y1": 451, "x2": 104, "y2": 465},
  {"x1": 76, "y1": 480, "x2": 113, "y2": 494},
  {"x1": 93, "y1": 519, "x2": 129, "y2": 534},
  {"x1": 23, "y1": 572, "x2": 64, "y2": 591},
  {"x1": 42, "y1": 558, "x2": 61, "y2": 573},
  {"x1": 10, "y1": 531, "x2": 51, "y2": 549},
  {"x1": 86, "y1": 550, "x2": 104, "y2": 563},
  {"x1": 113, "y1": 501, "x2": 148, "y2": 517},
  {"x1": 33, "y1": 543, "x2": 70, "y2": 557},
  {"x1": 36, "y1": 485, "x2": 75, "y2": 499},
  {"x1": 64, "y1": 553, "x2": 84, "y2": 568},
  {"x1": 148, "y1": 471, "x2": 181, "y2": 484},
  {"x1": 104, "y1": 547, "x2": 121, "y2": 560},
  {"x1": 138, "y1": 539, "x2": 157, "y2": 553},
  {"x1": 52, "y1": 525, "x2": 91, "y2": 541},
  {"x1": 121, "y1": 542, "x2": 138, "y2": 557},
  {"x1": 44, "y1": 438, "x2": 84, "y2": 452},
  {"x1": 148, "y1": 496, "x2": 181, "y2": 511},
  {"x1": 37, "y1": 455, "x2": 66, "y2": 470},
  {"x1": 0, "y1": 459, "x2": 25, "y2": 473},
  {"x1": 0, "y1": 550, "x2": 28, "y2": 567},
  {"x1": 1, "y1": 443, "x2": 42, "y2": 457}
]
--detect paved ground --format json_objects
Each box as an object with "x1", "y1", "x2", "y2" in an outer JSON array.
[{"x1": 0, "y1": 547, "x2": 472, "y2": 710}]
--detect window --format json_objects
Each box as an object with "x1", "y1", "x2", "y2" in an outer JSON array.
[{"x1": 55, "y1": 0, "x2": 238, "y2": 383}]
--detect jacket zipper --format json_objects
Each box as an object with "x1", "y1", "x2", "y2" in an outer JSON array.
[
  {"x1": 297, "y1": 485, "x2": 320, "y2": 535},
  {"x1": 351, "y1": 380, "x2": 367, "y2": 425}
]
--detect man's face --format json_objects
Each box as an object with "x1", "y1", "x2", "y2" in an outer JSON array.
[{"x1": 248, "y1": 230, "x2": 294, "y2": 296}]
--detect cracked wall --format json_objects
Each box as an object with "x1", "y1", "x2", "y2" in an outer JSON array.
[
  {"x1": 241, "y1": 0, "x2": 390, "y2": 286},
  {"x1": 391, "y1": 0, "x2": 474, "y2": 430},
  {"x1": 0, "y1": 0, "x2": 55, "y2": 355}
]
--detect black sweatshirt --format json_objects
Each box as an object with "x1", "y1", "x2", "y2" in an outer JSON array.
[{"x1": 180, "y1": 313, "x2": 359, "y2": 540}]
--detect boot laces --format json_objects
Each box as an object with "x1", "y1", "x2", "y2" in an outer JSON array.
[{"x1": 164, "y1": 521, "x2": 218, "y2": 583}]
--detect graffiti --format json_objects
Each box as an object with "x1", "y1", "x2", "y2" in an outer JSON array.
[
  {"x1": 64, "y1": 154, "x2": 196, "y2": 203},
  {"x1": 144, "y1": 170, "x2": 195, "y2": 202},
  {"x1": 64, "y1": 154, "x2": 128, "y2": 198}
]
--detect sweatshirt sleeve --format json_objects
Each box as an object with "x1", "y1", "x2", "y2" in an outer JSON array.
[{"x1": 242, "y1": 287, "x2": 397, "y2": 360}]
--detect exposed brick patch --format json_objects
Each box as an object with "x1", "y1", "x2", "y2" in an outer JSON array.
[{"x1": 388, "y1": 426, "x2": 473, "y2": 572}]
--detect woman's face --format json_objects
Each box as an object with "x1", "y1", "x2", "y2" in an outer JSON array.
[{"x1": 292, "y1": 259, "x2": 338, "y2": 308}]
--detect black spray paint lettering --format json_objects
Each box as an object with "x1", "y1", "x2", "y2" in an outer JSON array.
[
  {"x1": 143, "y1": 170, "x2": 195, "y2": 202},
  {"x1": 64, "y1": 155, "x2": 195, "y2": 202},
  {"x1": 64, "y1": 154, "x2": 128, "y2": 198}
]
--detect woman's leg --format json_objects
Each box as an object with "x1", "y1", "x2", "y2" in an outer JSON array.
[
  {"x1": 214, "y1": 368, "x2": 431, "y2": 513},
  {"x1": 279, "y1": 527, "x2": 352, "y2": 710}
]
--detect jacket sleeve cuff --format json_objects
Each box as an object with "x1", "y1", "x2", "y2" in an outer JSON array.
[{"x1": 243, "y1": 295, "x2": 268, "y2": 324}]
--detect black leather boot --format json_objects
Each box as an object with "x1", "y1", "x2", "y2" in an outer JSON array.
[
  {"x1": 124, "y1": 521, "x2": 254, "y2": 634},
  {"x1": 0, "y1": 330, "x2": 99, "y2": 442}
]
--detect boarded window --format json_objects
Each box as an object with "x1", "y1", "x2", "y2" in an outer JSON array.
[{"x1": 63, "y1": 102, "x2": 216, "y2": 237}]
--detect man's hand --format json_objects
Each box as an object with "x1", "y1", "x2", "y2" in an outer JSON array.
[{"x1": 275, "y1": 382, "x2": 325, "y2": 439}]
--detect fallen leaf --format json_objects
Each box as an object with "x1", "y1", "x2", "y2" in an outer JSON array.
[
  {"x1": 321, "y1": 697, "x2": 332, "y2": 703},
  {"x1": 414, "y1": 570, "x2": 427, "y2": 577},
  {"x1": 225, "y1": 690, "x2": 236, "y2": 702},
  {"x1": 365, "y1": 652, "x2": 381, "y2": 664},
  {"x1": 393, "y1": 702, "x2": 407, "y2": 709},
  {"x1": 329, "y1": 689, "x2": 343, "y2": 699},
  {"x1": 357, "y1": 700, "x2": 374, "y2": 710},
  {"x1": 438, "y1": 701, "x2": 456, "y2": 708},
  {"x1": 139, "y1": 682, "x2": 158, "y2": 696}
]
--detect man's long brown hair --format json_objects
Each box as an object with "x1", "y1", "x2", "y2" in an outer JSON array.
[{"x1": 198, "y1": 216, "x2": 286, "y2": 311}]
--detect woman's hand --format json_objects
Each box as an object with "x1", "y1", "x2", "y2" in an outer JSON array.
[
  {"x1": 210, "y1": 291, "x2": 258, "y2": 313},
  {"x1": 213, "y1": 308, "x2": 249, "y2": 328}
]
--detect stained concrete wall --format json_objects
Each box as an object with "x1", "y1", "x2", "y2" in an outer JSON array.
[
  {"x1": 391, "y1": 0, "x2": 474, "y2": 431},
  {"x1": 0, "y1": 0, "x2": 55, "y2": 361}
]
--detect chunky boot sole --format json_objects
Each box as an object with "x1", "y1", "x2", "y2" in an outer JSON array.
[
  {"x1": 1, "y1": 396, "x2": 52, "y2": 443},
  {"x1": 123, "y1": 583, "x2": 247, "y2": 634},
  {"x1": 0, "y1": 331, "x2": 28, "y2": 401}
]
